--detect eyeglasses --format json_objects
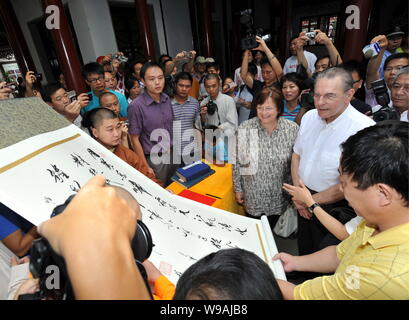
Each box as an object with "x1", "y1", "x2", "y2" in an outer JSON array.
[
  {"x1": 353, "y1": 79, "x2": 361, "y2": 84},
  {"x1": 313, "y1": 93, "x2": 339, "y2": 102},
  {"x1": 87, "y1": 76, "x2": 104, "y2": 84},
  {"x1": 384, "y1": 65, "x2": 409, "y2": 72},
  {"x1": 256, "y1": 106, "x2": 276, "y2": 112}
]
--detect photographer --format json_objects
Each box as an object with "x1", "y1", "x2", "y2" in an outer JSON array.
[
  {"x1": 313, "y1": 29, "x2": 343, "y2": 74},
  {"x1": 240, "y1": 36, "x2": 283, "y2": 99},
  {"x1": 284, "y1": 33, "x2": 317, "y2": 77},
  {"x1": 366, "y1": 34, "x2": 409, "y2": 108},
  {"x1": 42, "y1": 82, "x2": 90, "y2": 127},
  {"x1": 197, "y1": 73, "x2": 238, "y2": 160},
  {"x1": 37, "y1": 175, "x2": 151, "y2": 300}
]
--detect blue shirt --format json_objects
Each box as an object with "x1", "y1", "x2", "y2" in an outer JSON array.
[
  {"x1": 282, "y1": 101, "x2": 301, "y2": 121},
  {"x1": 0, "y1": 203, "x2": 33, "y2": 240},
  {"x1": 80, "y1": 89, "x2": 129, "y2": 118}
]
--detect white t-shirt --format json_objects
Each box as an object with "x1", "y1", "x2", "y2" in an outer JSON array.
[
  {"x1": 293, "y1": 105, "x2": 375, "y2": 192},
  {"x1": 234, "y1": 66, "x2": 263, "y2": 88},
  {"x1": 284, "y1": 51, "x2": 317, "y2": 75},
  {"x1": 345, "y1": 216, "x2": 364, "y2": 235},
  {"x1": 400, "y1": 110, "x2": 408, "y2": 122},
  {"x1": 197, "y1": 93, "x2": 238, "y2": 137}
]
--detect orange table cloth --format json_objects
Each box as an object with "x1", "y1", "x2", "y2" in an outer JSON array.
[{"x1": 167, "y1": 162, "x2": 245, "y2": 216}]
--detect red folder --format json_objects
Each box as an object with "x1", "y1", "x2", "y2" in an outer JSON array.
[{"x1": 178, "y1": 189, "x2": 217, "y2": 206}]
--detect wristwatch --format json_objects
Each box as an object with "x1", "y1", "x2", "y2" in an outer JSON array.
[{"x1": 308, "y1": 202, "x2": 321, "y2": 213}]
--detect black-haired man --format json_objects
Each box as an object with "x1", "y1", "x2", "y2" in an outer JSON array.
[
  {"x1": 276, "y1": 121, "x2": 409, "y2": 300},
  {"x1": 81, "y1": 62, "x2": 129, "y2": 117}
]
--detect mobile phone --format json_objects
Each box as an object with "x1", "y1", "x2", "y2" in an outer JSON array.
[{"x1": 87, "y1": 93, "x2": 93, "y2": 101}]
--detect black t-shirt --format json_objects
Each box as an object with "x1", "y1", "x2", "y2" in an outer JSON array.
[
  {"x1": 351, "y1": 98, "x2": 372, "y2": 115},
  {"x1": 248, "y1": 80, "x2": 280, "y2": 119}
]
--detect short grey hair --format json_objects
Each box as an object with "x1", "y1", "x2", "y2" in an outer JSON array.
[
  {"x1": 315, "y1": 67, "x2": 354, "y2": 92},
  {"x1": 393, "y1": 66, "x2": 409, "y2": 82}
]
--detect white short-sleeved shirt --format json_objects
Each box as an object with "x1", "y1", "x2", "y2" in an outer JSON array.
[
  {"x1": 234, "y1": 66, "x2": 263, "y2": 88},
  {"x1": 284, "y1": 51, "x2": 317, "y2": 75},
  {"x1": 400, "y1": 110, "x2": 408, "y2": 122},
  {"x1": 345, "y1": 216, "x2": 364, "y2": 235},
  {"x1": 293, "y1": 105, "x2": 375, "y2": 192}
]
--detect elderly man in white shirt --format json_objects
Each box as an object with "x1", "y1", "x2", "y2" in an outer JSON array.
[{"x1": 291, "y1": 68, "x2": 375, "y2": 257}]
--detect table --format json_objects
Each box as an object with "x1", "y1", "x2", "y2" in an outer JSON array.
[{"x1": 167, "y1": 162, "x2": 245, "y2": 216}]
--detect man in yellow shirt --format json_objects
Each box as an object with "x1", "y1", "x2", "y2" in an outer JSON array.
[{"x1": 275, "y1": 121, "x2": 409, "y2": 300}]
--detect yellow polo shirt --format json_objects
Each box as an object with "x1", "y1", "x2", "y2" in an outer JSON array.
[{"x1": 294, "y1": 221, "x2": 409, "y2": 300}]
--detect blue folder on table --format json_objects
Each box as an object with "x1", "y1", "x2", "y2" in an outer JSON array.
[
  {"x1": 176, "y1": 161, "x2": 211, "y2": 182},
  {"x1": 171, "y1": 169, "x2": 215, "y2": 188}
]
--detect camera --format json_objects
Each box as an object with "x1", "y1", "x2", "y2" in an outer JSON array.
[
  {"x1": 371, "y1": 79, "x2": 399, "y2": 122},
  {"x1": 239, "y1": 9, "x2": 271, "y2": 50},
  {"x1": 372, "y1": 79, "x2": 390, "y2": 107},
  {"x1": 67, "y1": 90, "x2": 77, "y2": 103},
  {"x1": 24, "y1": 194, "x2": 153, "y2": 300},
  {"x1": 206, "y1": 99, "x2": 218, "y2": 115},
  {"x1": 112, "y1": 54, "x2": 128, "y2": 64},
  {"x1": 34, "y1": 73, "x2": 43, "y2": 81},
  {"x1": 299, "y1": 77, "x2": 316, "y2": 110},
  {"x1": 373, "y1": 106, "x2": 399, "y2": 122},
  {"x1": 305, "y1": 31, "x2": 317, "y2": 40},
  {"x1": 182, "y1": 51, "x2": 193, "y2": 60}
]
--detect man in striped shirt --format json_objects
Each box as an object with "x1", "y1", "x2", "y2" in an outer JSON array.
[{"x1": 171, "y1": 72, "x2": 201, "y2": 165}]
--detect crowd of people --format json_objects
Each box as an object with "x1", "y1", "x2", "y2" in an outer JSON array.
[{"x1": 0, "y1": 24, "x2": 408, "y2": 300}]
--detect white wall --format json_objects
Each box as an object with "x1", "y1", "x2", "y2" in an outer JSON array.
[
  {"x1": 68, "y1": 0, "x2": 118, "y2": 64},
  {"x1": 11, "y1": 0, "x2": 46, "y2": 80},
  {"x1": 118, "y1": 0, "x2": 193, "y2": 57},
  {"x1": 10, "y1": 0, "x2": 193, "y2": 84},
  {"x1": 160, "y1": 0, "x2": 193, "y2": 56}
]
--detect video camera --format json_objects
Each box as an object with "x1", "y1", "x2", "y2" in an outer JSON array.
[
  {"x1": 21, "y1": 194, "x2": 153, "y2": 300},
  {"x1": 239, "y1": 9, "x2": 271, "y2": 50},
  {"x1": 371, "y1": 79, "x2": 399, "y2": 122}
]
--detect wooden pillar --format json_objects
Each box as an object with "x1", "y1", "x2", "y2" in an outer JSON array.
[
  {"x1": 134, "y1": 0, "x2": 156, "y2": 61},
  {"x1": 42, "y1": 0, "x2": 87, "y2": 93},
  {"x1": 0, "y1": 0, "x2": 36, "y2": 76},
  {"x1": 198, "y1": 0, "x2": 214, "y2": 58},
  {"x1": 342, "y1": 0, "x2": 373, "y2": 62}
]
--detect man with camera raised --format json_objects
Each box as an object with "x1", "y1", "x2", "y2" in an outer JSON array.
[
  {"x1": 284, "y1": 32, "x2": 317, "y2": 77},
  {"x1": 42, "y1": 82, "x2": 90, "y2": 128},
  {"x1": 365, "y1": 34, "x2": 409, "y2": 111},
  {"x1": 197, "y1": 73, "x2": 238, "y2": 161}
]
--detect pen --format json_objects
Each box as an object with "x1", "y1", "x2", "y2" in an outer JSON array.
[{"x1": 206, "y1": 193, "x2": 221, "y2": 199}]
